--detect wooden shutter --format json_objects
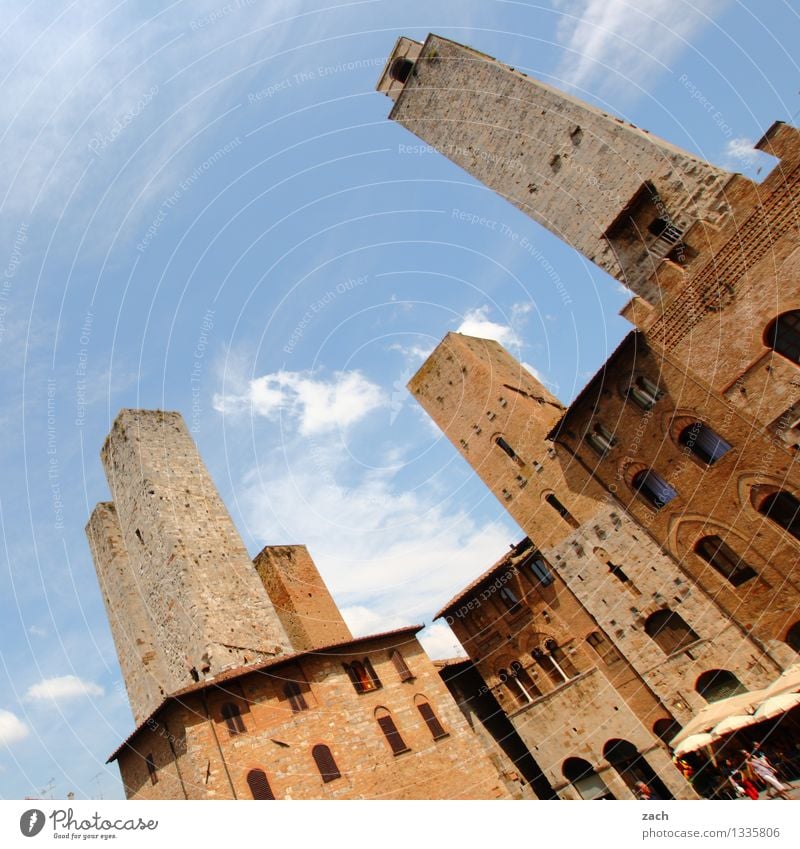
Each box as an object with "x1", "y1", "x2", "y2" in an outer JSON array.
[
  {"x1": 312, "y1": 744, "x2": 341, "y2": 783},
  {"x1": 364, "y1": 658, "x2": 382, "y2": 690},
  {"x1": 417, "y1": 702, "x2": 448, "y2": 740},
  {"x1": 343, "y1": 663, "x2": 364, "y2": 693},
  {"x1": 377, "y1": 715, "x2": 409, "y2": 755},
  {"x1": 247, "y1": 769, "x2": 275, "y2": 800},
  {"x1": 221, "y1": 703, "x2": 245, "y2": 735},
  {"x1": 284, "y1": 681, "x2": 308, "y2": 712},
  {"x1": 391, "y1": 650, "x2": 413, "y2": 682}
]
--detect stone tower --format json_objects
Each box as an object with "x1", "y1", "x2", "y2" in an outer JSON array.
[
  {"x1": 377, "y1": 34, "x2": 733, "y2": 303},
  {"x1": 86, "y1": 410, "x2": 291, "y2": 723},
  {"x1": 252, "y1": 545, "x2": 353, "y2": 651}
]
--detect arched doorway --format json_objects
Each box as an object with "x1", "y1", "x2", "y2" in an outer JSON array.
[
  {"x1": 653, "y1": 718, "x2": 681, "y2": 746},
  {"x1": 603, "y1": 739, "x2": 673, "y2": 800},
  {"x1": 695, "y1": 669, "x2": 747, "y2": 702},
  {"x1": 562, "y1": 757, "x2": 615, "y2": 800}
]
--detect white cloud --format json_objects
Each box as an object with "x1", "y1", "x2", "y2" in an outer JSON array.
[
  {"x1": 724, "y1": 137, "x2": 759, "y2": 165},
  {"x1": 214, "y1": 369, "x2": 385, "y2": 436},
  {"x1": 26, "y1": 675, "x2": 104, "y2": 703},
  {"x1": 456, "y1": 306, "x2": 518, "y2": 347},
  {"x1": 238, "y1": 438, "x2": 517, "y2": 627},
  {"x1": 341, "y1": 605, "x2": 407, "y2": 637},
  {"x1": 0, "y1": 709, "x2": 30, "y2": 745},
  {"x1": 553, "y1": 0, "x2": 724, "y2": 94},
  {"x1": 28, "y1": 625, "x2": 47, "y2": 638},
  {"x1": 387, "y1": 342, "x2": 435, "y2": 362},
  {"x1": 417, "y1": 622, "x2": 467, "y2": 661},
  {"x1": 0, "y1": 2, "x2": 308, "y2": 222}
]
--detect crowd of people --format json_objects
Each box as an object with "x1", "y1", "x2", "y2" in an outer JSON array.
[{"x1": 672, "y1": 740, "x2": 798, "y2": 800}]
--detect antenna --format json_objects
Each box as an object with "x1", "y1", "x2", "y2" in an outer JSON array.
[{"x1": 39, "y1": 778, "x2": 55, "y2": 800}]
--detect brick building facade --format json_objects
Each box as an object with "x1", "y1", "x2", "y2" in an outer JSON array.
[
  {"x1": 88, "y1": 410, "x2": 514, "y2": 800},
  {"x1": 380, "y1": 34, "x2": 800, "y2": 798}
]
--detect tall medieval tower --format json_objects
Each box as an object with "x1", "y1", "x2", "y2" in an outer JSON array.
[
  {"x1": 378, "y1": 34, "x2": 733, "y2": 304},
  {"x1": 86, "y1": 410, "x2": 292, "y2": 723}
]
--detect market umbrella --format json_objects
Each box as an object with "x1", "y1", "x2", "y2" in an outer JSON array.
[
  {"x1": 710, "y1": 713, "x2": 759, "y2": 739},
  {"x1": 752, "y1": 692, "x2": 800, "y2": 721},
  {"x1": 673, "y1": 733, "x2": 715, "y2": 756},
  {"x1": 761, "y1": 664, "x2": 800, "y2": 698}
]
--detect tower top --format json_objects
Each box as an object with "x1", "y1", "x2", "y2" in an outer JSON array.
[{"x1": 377, "y1": 34, "x2": 735, "y2": 304}]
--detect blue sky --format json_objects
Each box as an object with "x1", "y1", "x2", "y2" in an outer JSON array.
[{"x1": 0, "y1": 0, "x2": 797, "y2": 800}]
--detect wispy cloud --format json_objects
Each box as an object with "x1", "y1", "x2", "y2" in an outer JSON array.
[
  {"x1": 26, "y1": 675, "x2": 104, "y2": 703},
  {"x1": 237, "y1": 436, "x2": 516, "y2": 627},
  {"x1": 214, "y1": 368, "x2": 385, "y2": 436},
  {"x1": 553, "y1": 0, "x2": 725, "y2": 94},
  {"x1": 417, "y1": 621, "x2": 466, "y2": 660},
  {"x1": 456, "y1": 306, "x2": 518, "y2": 347},
  {"x1": 0, "y1": 709, "x2": 29, "y2": 745}
]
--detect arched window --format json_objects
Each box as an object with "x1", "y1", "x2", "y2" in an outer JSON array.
[
  {"x1": 533, "y1": 639, "x2": 578, "y2": 685},
  {"x1": 785, "y1": 621, "x2": 800, "y2": 653},
  {"x1": 510, "y1": 660, "x2": 541, "y2": 701},
  {"x1": 756, "y1": 490, "x2": 800, "y2": 539},
  {"x1": 632, "y1": 469, "x2": 677, "y2": 509},
  {"x1": 495, "y1": 436, "x2": 523, "y2": 466},
  {"x1": 586, "y1": 422, "x2": 617, "y2": 456},
  {"x1": 628, "y1": 376, "x2": 663, "y2": 410},
  {"x1": 545, "y1": 493, "x2": 579, "y2": 528},
  {"x1": 220, "y1": 702, "x2": 246, "y2": 736},
  {"x1": 344, "y1": 659, "x2": 382, "y2": 693},
  {"x1": 653, "y1": 718, "x2": 681, "y2": 746},
  {"x1": 312, "y1": 744, "x2": 341, "y2": 783},
  {"x1": 498, "y1": 585, "x2": 521, "y2": 611},
  {"x1": 247, "y1": 768, "x2": 275, "y2": 800},
  {"x1": 525, "y1": 553, "x2": 555, "y2": 586},
  {"x1": 695, "y1": 669, "x2": 747, "y2": 703},
  {"x1": 389, "y1": 56, "x2": 414, "y2": 84},
  {"x1": 562, "y1": 757, "x2": 615, "y2": 800},
  {"x1": 603, "y1": 739, "x2": 673, "y2": 799},
  {"x1": 586, "y1": 631, "x2": 622, "y2": 665},
  {"x1": 695, "y1": 536, "x2": 757, "y2": 586},
  {"x1": 375, "y1": 708, "x2": 410, "y2": 755},
  {"x1": 415, "y1": 696, "x2": 449, "y2": 740},
  {"x1": 390, "y1": 650, "x2": 414, "y2": 682},
  {"x1": 283, "y1": 681, "x2": 308, "y2": 713},
  {"x1": 679, "y1": 422, "x2": 731, "y2": 465},
  {"x1": 765, "y1": 310, "x2": 800, "y2": 364},
  {"x1": 644, "y1": 610, "x2": 699, "y2": 655}
]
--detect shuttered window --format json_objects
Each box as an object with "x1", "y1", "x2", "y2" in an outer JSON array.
[
  {"x1": 312, "y1": 744, "x2": 341, "y2": 783},
  {"x1": 376, "y1": 711, "x2": 410, "y2": 755},
  {"x1": 390, "y1": 650, "x2": 414, "y2": 682},
  {"x1": 283, "y1": 681, "x2": 309, "y2": 712},
  {"x1": 247, "y1": 768, "x2": 275, "y2": 800},
  {"x1": 220, "y1": 702, "x2": 246, "y2": 735},
  {"x1": 632, "y1": 469, "x2": 677, "y2": 509},
  {"x1": 679, "y1": 422, "x2": 731, "y2": 465},
  {"x1": 417, "y1": 701, "x2": 448, "y2": 740},
  {"x1": 344, "y1": 659, "x2": 382, "y2": 693}
]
